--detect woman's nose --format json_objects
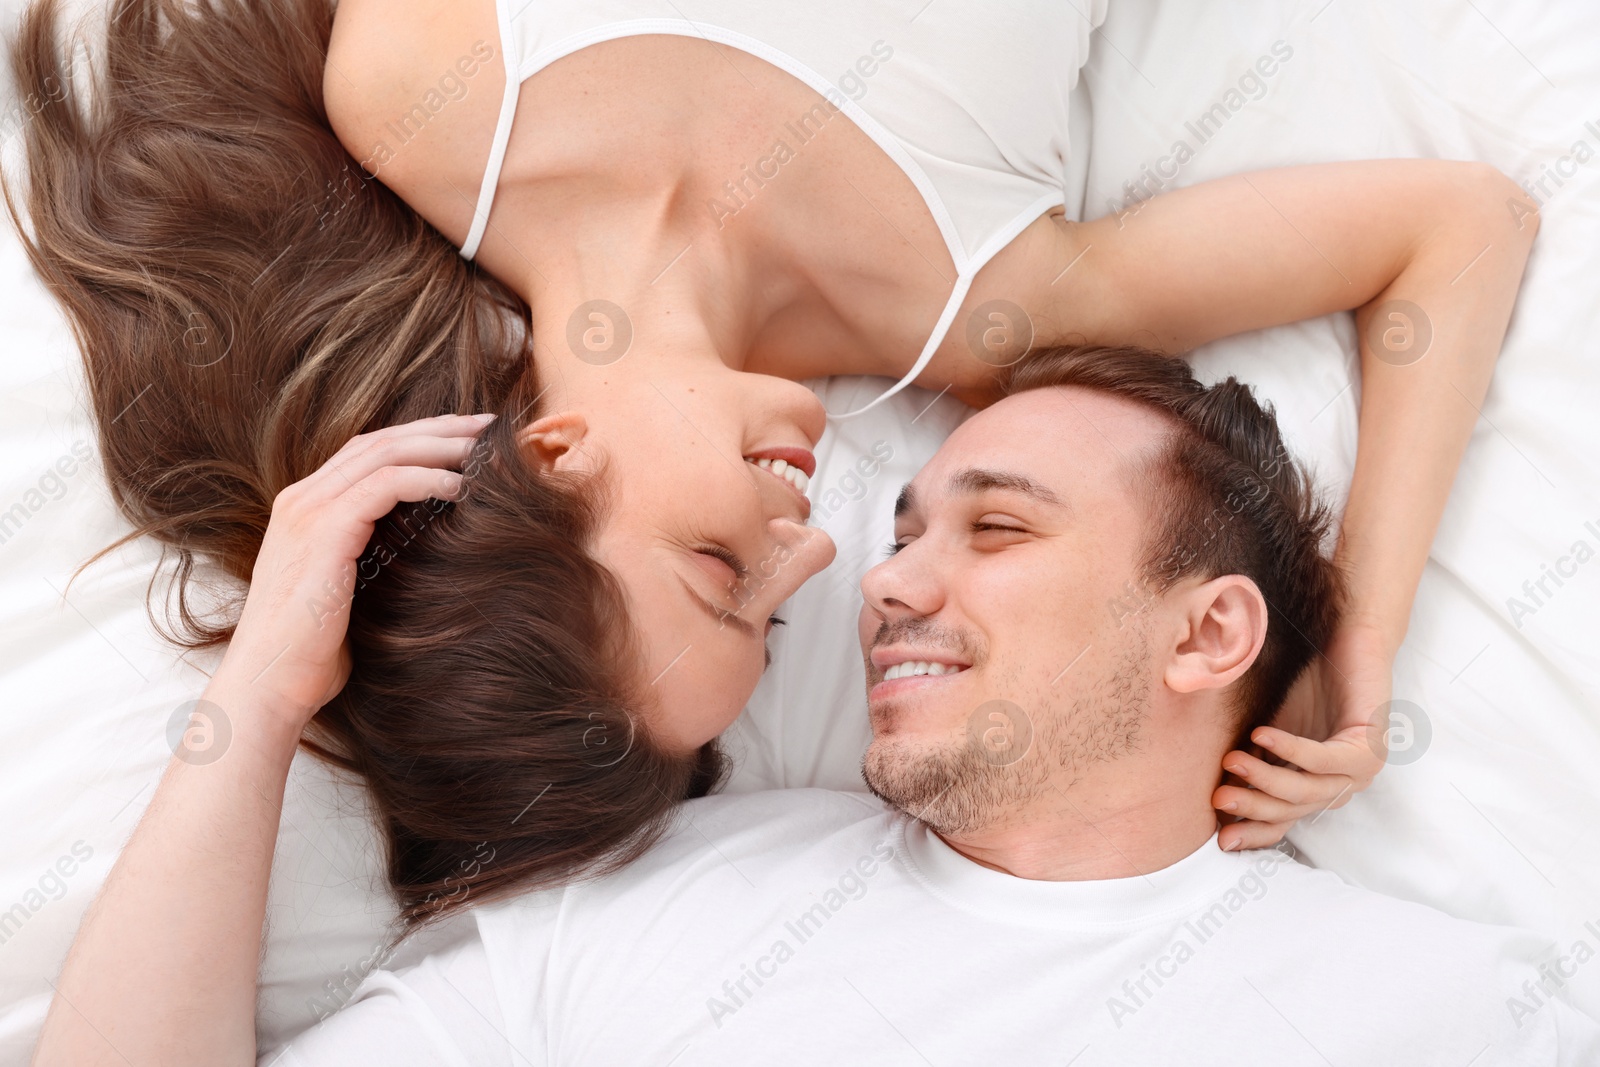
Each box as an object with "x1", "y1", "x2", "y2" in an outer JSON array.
[{"x1": 734, "y1": 519, "x2": 836, "y2": 626}]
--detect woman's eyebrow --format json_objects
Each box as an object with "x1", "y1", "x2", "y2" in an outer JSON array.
[{"x1": 677, "y1": 576, "x2": 761, "y2": 640}]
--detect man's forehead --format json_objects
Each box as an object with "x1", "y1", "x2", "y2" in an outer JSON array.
[
  {"x1": 903, "y1": 387, "x2": 1172, "y2": 505},
  {"x1": 988, "y1": 386, "x2": 1175, "y2": 444}
]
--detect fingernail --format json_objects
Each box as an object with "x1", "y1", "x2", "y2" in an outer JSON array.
[
  {"x1": 1220, "y1": 801, "x2": 1238, "y2": 812},
  {"x1": 1226, "y1": 764, "x2": 1248, "y2": 777},
  {"x1": 1256, "y1": 734, "x2": 1275, "y2": 749},
  {"x1": 1224, "y1": 839, "x2": 1243, "y2": 852},
  {"x1": 474, "y1": 412, "x2": 497, "y2": 422}
]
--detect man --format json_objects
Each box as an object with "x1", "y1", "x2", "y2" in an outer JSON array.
[{"x1": 275, "y1": 347, "x2": 1599, "y2": 1066}]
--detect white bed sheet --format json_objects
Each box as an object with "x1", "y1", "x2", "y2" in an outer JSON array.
[{"x1": 1, "y1": 0, "x2": 1598, "y2": 1060}]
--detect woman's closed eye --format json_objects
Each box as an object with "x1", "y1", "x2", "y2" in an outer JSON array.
[{"x1": 693, "y1": 543, "x2": 749, "y2": 593}]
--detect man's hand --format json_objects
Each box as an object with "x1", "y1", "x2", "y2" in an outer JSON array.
[{"x1": 1213, "y1": 623, "x2": 1391, "y2": 851}]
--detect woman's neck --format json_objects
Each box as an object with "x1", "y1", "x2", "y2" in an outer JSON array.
[
  {"x1": 484, "y1": 33, "x2": 950, "y2": 385},
  {"x1": 519, "y1": 184, "x2": 781, "y2": 393}
]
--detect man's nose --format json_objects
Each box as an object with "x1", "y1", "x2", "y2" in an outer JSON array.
[{"x1": 860, "y1": 539, "x2": 945, "y2": 621}]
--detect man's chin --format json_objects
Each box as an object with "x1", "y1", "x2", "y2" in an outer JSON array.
[{"x1": 862, "y1": 735, "x2": 1035, "y2": 837}]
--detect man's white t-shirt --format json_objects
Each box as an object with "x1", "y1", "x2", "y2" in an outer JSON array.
[{"x1": 272, "y1": 789, "x2": 1599, "y2": 1066}]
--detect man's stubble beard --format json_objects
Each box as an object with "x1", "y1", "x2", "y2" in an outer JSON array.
[{"x1": 861, "y1": 644, "x2": 1151, "y2": 836}]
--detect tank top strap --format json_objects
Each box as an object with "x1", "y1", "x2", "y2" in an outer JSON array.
[
  {"x1": 826, "y1": 271, "x2": 974, "y2": 420},
  {"x1": 458, "y1": 0, "x2": 519, "y2": 261},
  {"x1": 827, "y1": 191, "x2": 1059, "y2": 420}
]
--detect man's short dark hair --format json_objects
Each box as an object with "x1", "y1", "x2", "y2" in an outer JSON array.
[{"x1": 1007, "y1": 346, "x2": 1345, "y2": 743}]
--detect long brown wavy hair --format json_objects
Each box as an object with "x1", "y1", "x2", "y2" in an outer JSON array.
[{"x1": 6, "y1": 0, "x2": 723, "y2": 930}]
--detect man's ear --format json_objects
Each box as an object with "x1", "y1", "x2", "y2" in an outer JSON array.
[
  {"x1": 516, "y1": 412, "x2": 596, "y2": 475},
  {"x1": 1164, "y1": 575, "x2": 1268, "y2": 694}
]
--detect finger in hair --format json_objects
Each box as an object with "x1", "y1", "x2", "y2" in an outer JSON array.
[
  {"x1": 337, "y1": 466, "x2": 467, "y2": 524},
  {"x1": 312, "y1": 436, "x2": 479, "y2": 499}
]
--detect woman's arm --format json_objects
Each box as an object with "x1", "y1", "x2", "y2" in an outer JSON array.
[
  {"x1": 1036, "y1": 160, "x2": 1539, "y2": 846},
  {"x1": 32, "y1": 414, "x2": 490, "y2": 1067}
]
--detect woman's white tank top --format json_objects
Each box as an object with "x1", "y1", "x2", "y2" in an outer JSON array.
[{"x1": 458, "y1": 0, "x2": 1107, "y2": 415}]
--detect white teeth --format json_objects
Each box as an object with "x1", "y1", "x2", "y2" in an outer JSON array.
[
  {"x1": 745, "y1": 457, "x2": 810, "y2": 495},
  {"x1": 882, "y1": 660, "x2": 967, "y2": 681}
]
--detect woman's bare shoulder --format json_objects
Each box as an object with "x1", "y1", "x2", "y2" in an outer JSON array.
[{"x1": 324, "y1": 0, "x2": 505, "y2": 242}]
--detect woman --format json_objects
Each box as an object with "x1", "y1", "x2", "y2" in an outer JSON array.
[{"x1": 13, "y1": 0, "x2": 1536, "y2": 1061}]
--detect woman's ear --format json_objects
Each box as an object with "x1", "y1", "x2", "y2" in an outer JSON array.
[
  {"x1": 1164, "y1": 574, "x2": 1269, "y2": 695},
  {"x1": 517, "y1": 412, "x2": 595, "y2": 475}
]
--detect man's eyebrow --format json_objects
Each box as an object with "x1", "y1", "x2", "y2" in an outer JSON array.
[
  {"x1": 677, "y1": 576, "x2": 761, "y2": 641},
  {"x1": 945, "y1": 467, "x2": 1067, "y2": 509},
  {"x1": 894, "y1": 482, "x2": 917, "y2": 518}
]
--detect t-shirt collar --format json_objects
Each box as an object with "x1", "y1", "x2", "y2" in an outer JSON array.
[{"x1": 896, "y1": 816, "x2": 1287, "y2": 930}]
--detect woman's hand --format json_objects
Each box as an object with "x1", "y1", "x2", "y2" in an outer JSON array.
[
  {"x1": 33, "y1": 412, "x2": 494, "y2": 1067},
  {"x1": 1213, "y1": 623, "x2": 1392, "y2": 851},
  {"x1": 219, "y1": 412, "x2": 493, "y2": 726}
]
